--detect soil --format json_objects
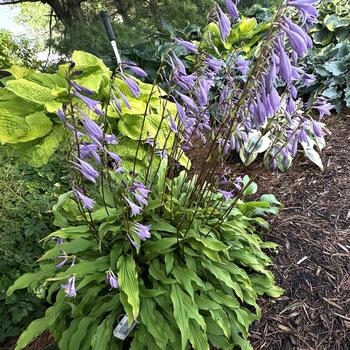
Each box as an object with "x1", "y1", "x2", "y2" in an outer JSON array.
[{"x1": 242, "y1": 113, "x2": 350, "y2": 350}]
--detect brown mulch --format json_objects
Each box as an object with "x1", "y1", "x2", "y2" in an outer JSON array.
[{"x1": 241, "y1": 113, "x2": 350, "y2": 349}]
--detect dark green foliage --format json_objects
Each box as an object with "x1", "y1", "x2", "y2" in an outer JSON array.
[
  {"x1": 302, "y1": 0, "x2": 350, "y2": 112},
  {"x1": 0, "y1": 150, "x2": 68, "y2": 343}
]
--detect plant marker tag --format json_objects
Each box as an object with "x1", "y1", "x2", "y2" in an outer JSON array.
[{"x1": 113, "y1": 315, "x2": 137, "y2": 340}]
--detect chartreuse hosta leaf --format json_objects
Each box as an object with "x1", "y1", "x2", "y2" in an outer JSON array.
[{"x1": 0, "y1": 112, "x2": 52, "y2": 144}]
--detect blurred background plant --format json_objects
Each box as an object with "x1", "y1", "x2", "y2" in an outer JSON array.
[
  {"x1": 0, "y1": 149, "x2": 68, "y2": 343},
  {"x1": 301, "y1": 0, "x2": 350, "y2": 112}
]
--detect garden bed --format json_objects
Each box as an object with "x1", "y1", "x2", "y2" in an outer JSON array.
[{"x1": 246, "y1": 113, "x2": 350, "y2": 349}]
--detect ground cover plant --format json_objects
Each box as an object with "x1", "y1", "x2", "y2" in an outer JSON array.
[
  {"x1": 0, "y1": 150, "x2": 67, "y2": 343},
  {"x1": 2, "y1": 0, "x2": 336, "y2": 349},
  {"x1": 302, "y1": 0, "x2": 350, "y2": 112}
]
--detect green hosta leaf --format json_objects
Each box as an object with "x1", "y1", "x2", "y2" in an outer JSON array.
[
  {"x1": 313, "y1": 28, "x2": 334, "y2": 45},
  {"x1": 324, "y1": 14, "x2": 350, "y2": 31},
  {"x1": 324, "y1": 61, "x2": 345, "y2": 76},
  {"x1": 26, "y1": 72, "x2": 66, "y2": 89},
  {"x1": 117, "y1": 255, "x2": 140, "y2": 320},
  {"x1": 209, "y1": 309, "x2": 231, "y2": 338},
  {"x1": 38, "y1": 238, "x2": 97, "y2": 261},
  {"x1": 90, "y1": 313, "x2": 116, "y2": 350},
  {"x1": 250, "y1": 274, "x2": 284, "y2": 297},
  {"x1": 7, "y1": 265, "x2": 56, "y2": 296},
  {"x1": 242, "y1": 175, "x2": 257, "y2": 195},
  {"x1": 171, "y1": 266, "x2": 205, "y2": 301},
  {"x1": 170, "y1": 284, "x2": 189, "y2": 350},
  {"x1": 140, "y1": 298, "x2": 175, "y2": 349},
  {"x1": 0, "y1": 111, "x2": 52, "y2": 144},
  {"x1": 0, "y1": 93, "x2": 40, "y2": 117},
  {"x1": 69, "y1": 317, "x2": 97, "y2": 350},
  {"x1": 25, "y1": 125, "x2": 65, "y2": 167},
  {"x1": 188, "y1": 319, "x2": 209, "y2": 350},
  {"x1": 15, "y1": 304, "x2": 61, "y2": 350},
  {"x1": 71, "y1": 50, "x2": 109, "y2": 71},
  {"x1": 322, "y1": 86, "x2": 339, "y2": 99},
  {"x1": 188, "y1": 236, "x2": 229, "y2": 252},
  {"x1": 144, "y1": 238, "x2": 178, "y2": 259},
  {"x1": 2, "y1": 65, "x2": 32, "y2": 79},
  {"x1": 6, "y1": 79, "x2": 54, "y2": 104}
]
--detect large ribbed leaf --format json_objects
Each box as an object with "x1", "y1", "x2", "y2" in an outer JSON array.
[
  {"x1": 117, "y1": 255, "x2": 140, "y2": 319},
  {"x1": 0, "y1": 111, "x2": 52, "y2": 144},
  {"x1": 25, "y1": 125, "x2": 65, "y2": 167},
  {"x1": 6, "y1": 79, "x2": 54, "y2": 104}
]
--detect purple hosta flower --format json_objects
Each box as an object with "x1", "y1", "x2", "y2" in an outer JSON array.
[
  {"x1": 121, "y1": 76, "x2": 140, "y2": 98},
  {"x1": 312, "y1": 120, "x2": 323, "y2": 137},
  {"x1": 265, "y1": 61, "x2": 276, "y2": 94},
  {"x1": 79, "y1": 112, "x2": 104, "y2": 141},
  {"x1": 56, "y1": 256, "x2": 68, "y2": 269},
  {"x1": 281, "y1": 24, "x2": 308, "y2": 57},
  {"x1": 268, "y1": 87, "x2": 281, "y2": 112},
  {"x1": 169, "y1": 114, "x2": 178, "y2": 133},
  {"x1": 57, "y1": 108, "x2": 66, "y2": 123},
  {"x1": 284, "y1": 16, "x2": 313, "y2": 49},
  {"x1": 74, "y1": 188, "x2": 95, "y2": 210},
  {"x1": 226, "y1": 0, "x2": 239, "y2": 18},
  {"x1": 233, "y1": 176, "x2": 243, "y2": 190},
  {"x1": 67, "y1": 124, "x2": 84, "y2": 138},
  {"x1": 73, "y1": 158, "x2": 100, "y2": 183},
  {"x1": 174, "y1": 38, "x2": 198, "y2": 54},
  {"x1": 105, "y1": 134, "x2": 118, "y2": 145},
  {"x1": 175, "y1": 73, "x2": 196, "y2": 92},
  {"x1": 287, "y1": 97, "x2": 296, "y2": 114},
  {"x1": 235, "y1": 56, "x2": 249, "y2": 75},
  {"x1": 61, "y1": 276, "x2": 76, "y2": 298},
  {"x1": 123, "y1": 62, "x2": 147, "y2": 77},
  {"x1": 156, "y1": 149, "x2": 168, "y2": 159},
  {"x1": 219, "y1": 190, "x2": 233, "y2": 201},
  {"x1": 276, "y1": 38, "x2": 292, "y2": 85},
  {"x1": 73, "y1": 91, "x2": 103, "y2": 116},
  {"x1": 111, "y1": 89, "x2": 122, "y2": 112},
  {"x1": 107, "y1": 151, "x2": 121, "y2": 163},
  {"x1": 127, "y1": 234, "x2": 139, "y2": 249},
  {"x1": 290, "y1": 85, "x2": 298, "y2": 99},
  {"x1": 287, "y1": 0, "x2": 318, "y2": 24},
  {"x1": 80, "y1": 144, "x2": 101, "y2": 163},
  {"x1": 144, "y1": 134, "x2": 154, "y2": 146},
  {"x1": 68, "y1": 79, "x2": 94, "y2": 95},
  {"x1": 171, "y1": 54, "x2": 187, "y2": 75},
  {"x1": 298, "y1": 127, "x2": 308, "y2": 143},
  {"x1": 302, "y1": 72, "x2": 316, "y2": 87},
  {"x1": 130, "y1": 182, "x2": 150, "y2": 208},
  {"x1": 56, "y1": 237, "x2": 64, "y2": 244},
  {"x1": 175, "y1": 100, "x2": 186, "y2": 122},
  {"x1": 313, "y1": 97, "x2": 334, "y2": 118},
  {"x1": 125, "y1": 198, "x2": 142, "y2": 217},
  {"x1": 106, "y1": 270, "x2": 119, "y2": 289},
  {"x1": 177, "y1": 92, "x2": 198, "y2": 113},
  {"x1": 197, "y1": 79, "x2": 211, "y2": 107},
  {"x1": 132, "y1": 223, "x2": 152, "y2": 241},
  {"x1": 217, "y1": 5, "x2": 231, "y2": 41},
  {"x1": 205, "y1": 56, "x2": 224, "y2": 72},
  {"x1": 114, "y1": 86, "x2": 131, "y2": 110}
]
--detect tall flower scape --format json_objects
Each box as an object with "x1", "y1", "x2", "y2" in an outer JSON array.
[{"x1": 8, "y1": 1, "x2": 331, "y2": 349}]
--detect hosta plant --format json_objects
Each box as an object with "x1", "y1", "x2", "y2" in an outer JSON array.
[
  {"x1": 8, "y1": 166, "x2": 283, "y2": 350},
  {"x1": 302, "y1": 0, "x2": 350, "y2": 112}
]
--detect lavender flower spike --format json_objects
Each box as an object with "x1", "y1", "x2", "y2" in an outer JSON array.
[
  {"x1": 125, "y1": 198, "x2": 142, "y2": 217},
  {"x1": 80, "y1": 112, "x2": 104, "y2": 141},
  {"x1": 74, "y1": 188, "x2": 95, "y2": 210},
  {"x1": 61, "y1": 276, "x2": 76, "y2": 297},
  {"x1": 218, "y1": 190, "x2": 233, "y2": 201},
  {"x1": 73, "y1": 158, "x2": 100, "y2": 183},
  {"x1": 57, "y1": 108, "x2": 66, "y2": 123},
  {"x1": 132, "y1": 223, "x2": 152, "y2": 241},
  {"x1": 123, "y1": 62, "x2": 148, "y2": 77},
  {"x1": 174, "y1": 38, "x2": 198, "y2": 54},
  {"x1": 217, "y1": 5, "x2": 231, "y2": 41},
  {"x1": 313, "y1": 98, "x2": 334, "y2": 118},
  {"x1": 106, "y1": 270, "x2": 119, "y2": 289},
  {"x1": 226, "y1": 0, "x2": 239, "y2": 18},
  {"x1": 122, "y1": 76, "x2": 141, "y2": 98},
  {"x1": 73, "y1": 91, "x2": 103, "y2": 116}
]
